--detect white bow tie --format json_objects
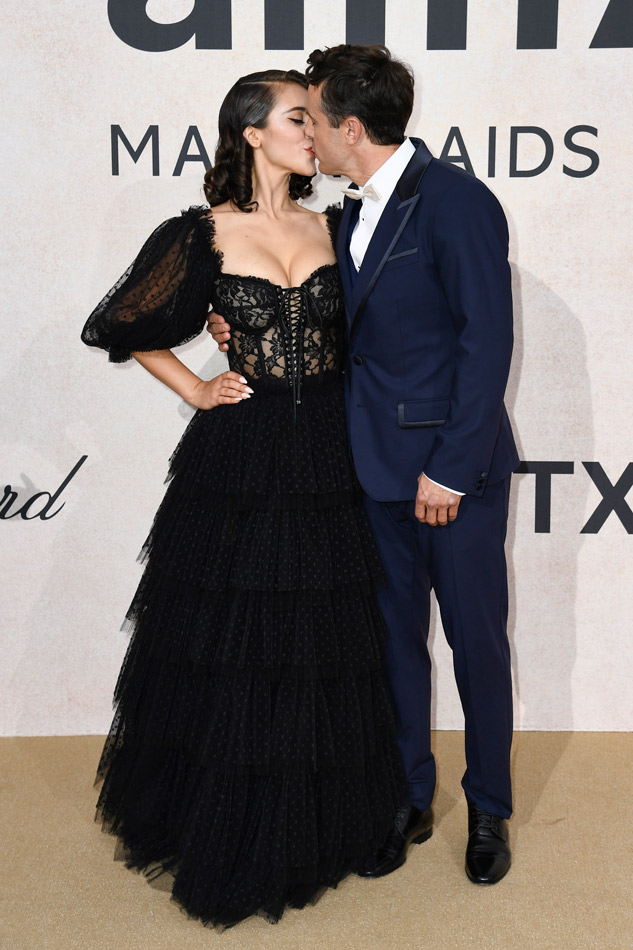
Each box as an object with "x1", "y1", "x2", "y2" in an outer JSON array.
[{"x1": 341, "y1": 183, "x2": 381, "y2": 201}]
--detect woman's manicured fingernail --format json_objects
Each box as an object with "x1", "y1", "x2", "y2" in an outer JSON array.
[
  {"x1": 239, "y1": 377, "x2": 247, "y2": 383},
  {"x1": 245, "y1": 387, "x2": 254, "y2": 394}
]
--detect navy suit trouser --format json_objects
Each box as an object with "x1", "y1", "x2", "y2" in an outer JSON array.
[{"x1": 363, "y1": 476, "x2": 513, "y2": 819}]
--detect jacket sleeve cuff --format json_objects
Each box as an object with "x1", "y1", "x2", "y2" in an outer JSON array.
[{"x1": 422, "y1": 474, "x2": 465, "y2": 496}]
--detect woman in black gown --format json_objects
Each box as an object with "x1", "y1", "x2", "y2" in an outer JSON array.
[{"x1": 82, "y1": 68, "x2": 405, "y2": 928}]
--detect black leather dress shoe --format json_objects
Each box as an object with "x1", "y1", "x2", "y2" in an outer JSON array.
[
  {"x1": 357, "y1": 805, "x2": 433, "y2": 878},
  {"x1": 465, "y1": 803, "x2": 511, "y2": 885}
]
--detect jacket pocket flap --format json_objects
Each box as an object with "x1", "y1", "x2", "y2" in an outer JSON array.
[
  {"x1": 398, "y1": 399, "x2": 449, "y2": 428},
  {"x1": 384, "y1": 248, "x2": 419, "y2": 269}
]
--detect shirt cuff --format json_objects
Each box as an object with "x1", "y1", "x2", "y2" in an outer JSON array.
[{"x1": 423, "y1": 474, "x2": 465, "y2": 496}]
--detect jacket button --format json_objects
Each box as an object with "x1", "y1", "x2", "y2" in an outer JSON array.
[{"x1": 353, "y1": 355, "x2": 363, "y2": 365}]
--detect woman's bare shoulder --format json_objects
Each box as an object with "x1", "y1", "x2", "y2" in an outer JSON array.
[
  {"x1": 208, "y1": 201, "x2": 237, "y2": 216},
  {"x1": 296, "y1": 205, "x2": 331, "y2": 232}
]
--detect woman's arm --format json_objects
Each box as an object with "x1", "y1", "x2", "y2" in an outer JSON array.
[
  {"x1": 81, "y1": 208, "x2": 217, "y2": 363},
  {"x1": 131, "y1": 349, "x2": 252, "y2": 409}
]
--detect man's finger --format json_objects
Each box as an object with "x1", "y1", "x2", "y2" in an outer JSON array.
[
  {"x1": 207, "y1": 310, "x2": 227, "y2": 325},
  {"x1": 425, "y1": 508, "x2": 438, "y2": 526},
  {"x1": 448, "y1": 504, "x2": 460, "y2": 521},
  {"x1": 436, "y1": 507, "x2": 448, "y2": 526},
  {"x1": 206, "y1": 311, "x2": 230, "y2": 329}
]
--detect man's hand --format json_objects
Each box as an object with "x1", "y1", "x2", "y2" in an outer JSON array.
[
  {"x1": 207, "y1": 310, "x2": 231, "y2": 352},
  {"x1": 415, "y1": 473, "x2": 462, "y2": 526}
]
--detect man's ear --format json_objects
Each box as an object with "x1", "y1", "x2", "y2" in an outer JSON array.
[
  {"x1": 243, "y1": 126, "x2": 261, "y2": 149},
  {"x1": 343, "y1": 116, "x2": 365, "y2": 146}
]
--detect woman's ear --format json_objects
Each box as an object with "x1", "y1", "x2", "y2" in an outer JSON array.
[{"x1": 243, "y1": 126, "x2": 261, "y2": 149}]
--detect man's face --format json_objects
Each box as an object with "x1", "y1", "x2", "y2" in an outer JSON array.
[{"x1": 306, "y1": 83, "x2": 349, "y2": 177}]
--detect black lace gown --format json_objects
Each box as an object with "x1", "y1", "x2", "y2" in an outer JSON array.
[{"x1": 81, "y1": 206, "x2": 406, "y2": 927}]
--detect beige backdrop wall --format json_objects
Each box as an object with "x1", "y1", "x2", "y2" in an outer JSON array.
[{"x1": 1, "y1": 1, "x2": 631, "y2": 735}]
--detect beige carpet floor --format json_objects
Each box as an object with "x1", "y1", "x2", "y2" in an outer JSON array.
[{"x1": 1, "y1": 732, "x2": 631, "y2": 950}]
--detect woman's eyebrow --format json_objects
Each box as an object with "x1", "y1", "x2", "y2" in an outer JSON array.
[{"x1": 284, "y1": 106, "x2": 307, "y2": 113}]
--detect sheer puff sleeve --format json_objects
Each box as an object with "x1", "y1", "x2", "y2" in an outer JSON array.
[{"x1": 81, "y1": 206, "x2": 218, "y2": 363}]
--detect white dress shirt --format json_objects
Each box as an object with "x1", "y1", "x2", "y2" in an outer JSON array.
[
  {"x1": 346, "y1": 138, "x2": 464, "y2": 497},
  {"x1": 349, "y1": 138, "x2": 416, "y2": 272}
]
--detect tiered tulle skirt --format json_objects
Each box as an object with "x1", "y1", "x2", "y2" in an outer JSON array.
[{"x1": 95, "y1": 381, "x2": 406, "y2": 927}]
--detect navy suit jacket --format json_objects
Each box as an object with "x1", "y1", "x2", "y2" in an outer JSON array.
[{"x1": 337, "y1": 138, "x2": 519, "y2": 501}]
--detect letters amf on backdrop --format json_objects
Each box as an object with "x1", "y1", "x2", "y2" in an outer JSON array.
[{"x1": 106, "y1": 0, "x2": 632, "y2": 51}]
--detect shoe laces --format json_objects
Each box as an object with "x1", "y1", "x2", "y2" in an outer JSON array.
[
  {"x1": 470, "y1": 808, "x2": 503, "y2": 836},
  {"x1": 477, "y1": 812, "x2": 499, "y2": 829}
]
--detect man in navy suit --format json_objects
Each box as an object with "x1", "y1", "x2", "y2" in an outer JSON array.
[{"x1": 211, "y1": 44, "x2": 518, "y2": 886}]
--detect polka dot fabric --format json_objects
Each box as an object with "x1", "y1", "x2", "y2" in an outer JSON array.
[{"x1": 91, "y1": 208, "x2": 407, "y2": 928}]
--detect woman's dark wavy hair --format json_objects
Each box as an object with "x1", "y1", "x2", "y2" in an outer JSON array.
[
  {"x1": 204, "y1": 69, "x2": 313, "y2": 212},
  {"x1": 306, "y1": 45, "x2": 414, "y2": 146}
]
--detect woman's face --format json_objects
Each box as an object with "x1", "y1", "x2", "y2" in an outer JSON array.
[{"x1": 248, "y1": 83, "x2": 315, "y2": 178}]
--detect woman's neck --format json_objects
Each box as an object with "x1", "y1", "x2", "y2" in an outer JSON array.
[{"x1": 250, "y1": 163, "x2": 296, "y2": 217}]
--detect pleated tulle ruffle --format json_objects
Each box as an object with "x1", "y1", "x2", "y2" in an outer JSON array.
[{"x1": 95, "y1": 383, "x2": 407, "y2": 927}]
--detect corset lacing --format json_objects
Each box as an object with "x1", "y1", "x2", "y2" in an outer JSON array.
[{"x1": 277, "y1": 285, "x2": 321, "y2": 419}]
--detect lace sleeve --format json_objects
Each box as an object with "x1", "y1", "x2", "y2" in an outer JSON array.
[
  {"x1": 81, "y1": 206, "x2": 217, "y2": 363},
  {"x1": 324, "y1": 204, "x2": 344, "y2": 254}
]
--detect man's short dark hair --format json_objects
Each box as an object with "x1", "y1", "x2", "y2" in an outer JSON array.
[{"x1": 305, "y1": 44, "x2": 414, "y2": 146}]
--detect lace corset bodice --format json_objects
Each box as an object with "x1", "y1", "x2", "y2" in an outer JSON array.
[
  {"x1": 80, "y1": 205, "x2": 346, "y2": 394},
  {"x1": 211, "y1": 264, "x2": 346, "y2": 404}
]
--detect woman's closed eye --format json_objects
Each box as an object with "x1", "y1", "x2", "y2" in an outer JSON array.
[{"x1": 289, "y1": 117, "x2": 306, "y2": 125}]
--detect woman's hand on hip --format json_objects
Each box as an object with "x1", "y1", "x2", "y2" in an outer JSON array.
[{"x1": 191, "y1": 372, "x2": 253, "y2": 410}]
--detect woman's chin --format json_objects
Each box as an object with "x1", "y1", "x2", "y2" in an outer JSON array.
[{"x1": 292, "y1": 161, "x2": 317, "y2": 179}]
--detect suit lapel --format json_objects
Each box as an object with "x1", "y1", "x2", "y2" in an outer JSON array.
[
  {"x1": 337, "y1": 196, "x2": 358, "y2": 326},
  {"x1": 347, "y1": 139, "x2": 434, "y2": 344},
  {"x1": 350, "y1": 194, "x2": 404, "y2": 310}
]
